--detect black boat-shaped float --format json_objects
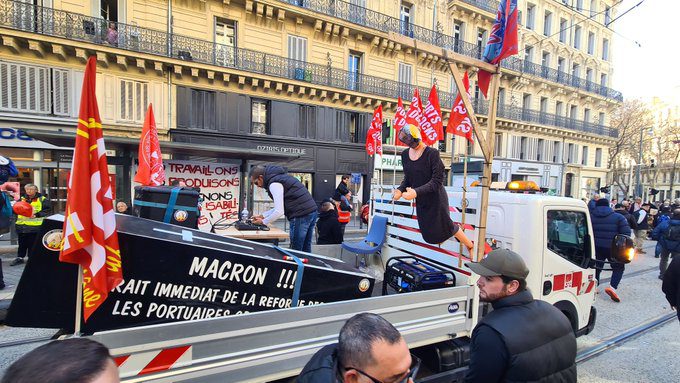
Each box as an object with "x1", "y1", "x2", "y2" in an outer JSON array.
[{"x1": 6, "y1": 214, "x2": 375, "y2": 333}]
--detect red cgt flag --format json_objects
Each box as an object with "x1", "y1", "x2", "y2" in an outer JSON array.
[
  {"x1": 446, "y1": 71, "x2": 474, "y2": 143},
  {"x1": 405, "y1": 89, "x2": 440, "y2": 146},
  {"x1": 134, "y1": 104, "x2": 166, "y2": 186},
  {"x1": 59, "y1": 56, "x2": 123, "y2": 322},
  {"x1": 366, "y1": 105, "x2": 383, "y2": 156},
  {"x1": 393, "y1": 97, "x2": 408, "y2": 147}
]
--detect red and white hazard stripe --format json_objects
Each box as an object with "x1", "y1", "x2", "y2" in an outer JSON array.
[{"x1": 115, "y1": 345, "x2": 192, "y2": 377}]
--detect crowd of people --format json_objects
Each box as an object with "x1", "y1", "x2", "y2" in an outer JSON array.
[{"x1": 588, "y1": 193, "x2": 679, "y2": 319}]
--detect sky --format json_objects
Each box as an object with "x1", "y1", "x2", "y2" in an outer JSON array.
[{"x1": 612, "y1": 0, "x2": 680, "y2": 101}]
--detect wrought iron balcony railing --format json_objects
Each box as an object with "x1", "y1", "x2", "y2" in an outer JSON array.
[
  {"x1": 284, "y1": 0, "x2": 623, "y2": 101},
  {"x1": 456, "y1": 0, "x2": 500, "y2": 14},
  {"x1": 0, "y1": 0, "x2": 617, "y2": 138}
]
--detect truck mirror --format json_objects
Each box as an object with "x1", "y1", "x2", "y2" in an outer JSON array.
[{"x1": 610, "y1": 234, "x2": 635, "y2": 264}]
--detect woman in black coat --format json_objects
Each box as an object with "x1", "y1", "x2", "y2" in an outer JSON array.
[
  {"x1": 662, "y1": 255, "x2": 680, "y2": 322},
  {"x1": 392, "y1": 125, "x2": 473, "y2": 251}
]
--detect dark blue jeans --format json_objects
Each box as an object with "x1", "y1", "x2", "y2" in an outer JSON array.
[
  {"x1": 289, "y1": 211, "x2": 318, "y2": 253},
  {"x1": 595, "y1": 246, "x2": 624, "y2": 289}
]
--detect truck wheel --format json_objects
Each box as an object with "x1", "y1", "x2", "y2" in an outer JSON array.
[{"x1": 554, "y1": 301, "x2": 578, "y2": 333}]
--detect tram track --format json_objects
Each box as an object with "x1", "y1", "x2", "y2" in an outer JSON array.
[
  {"x1": 576, "y1": 311, "x2": 676, "y2": 364},
  {"x1": 599, "y1": 265, "x2": 657, "y2": 284}
]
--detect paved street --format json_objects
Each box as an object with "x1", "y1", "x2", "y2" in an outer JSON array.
[{"x1": 1, "y1": 240, "x2": 678, "y2": 381}]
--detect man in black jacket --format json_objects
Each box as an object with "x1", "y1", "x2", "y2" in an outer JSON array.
[
  {"x1": 614, "y1": 203, "x2": 636, "y2": 234},
  {"x1": 250, "y1": 165, "x2": 318, "y2": 252},
  {"x1": 633, "y1": 203, "x2": 651, "y2": 254},
  {"x1": 317, "y1": 202, "x2": 343, "y2": 245},
  {"x1": 662, "y1": 255, "x2": 680, "y2": 322},
  {"x1": 465, "y1": 249, "x2": 576, "y2": 383},
  {"x1": 298, "y1": 313, "x2": 417, "y2": 383}
]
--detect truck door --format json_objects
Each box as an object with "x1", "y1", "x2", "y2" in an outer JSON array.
[{"x1": 542, "y1": 208, "x2": 596, "y2": 332}]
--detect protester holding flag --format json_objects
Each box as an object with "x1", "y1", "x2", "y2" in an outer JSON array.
[{"x1": 392, "y1": 125, "x2": 474, "y2": 251}]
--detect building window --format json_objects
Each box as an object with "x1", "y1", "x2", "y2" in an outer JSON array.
[
  {"x1": 572, "y1": 63, "x2": 580, "y2": 79},
  {"x1": 526, "y1": 3, "x2": 535, "y2": 30},
  {"x1": 573, "y1": 26, "x2": 582, "y2": 49},
  {"x1": 586, "y1": 68, "x2": 593, "y2": 83},
  {"x1": 602, "y1": 38, "x2": 610, "y2": 60},
  {"x1": 576, "y1": 0, "x2": 584, "y2": 12},
  {"x1": 543, "y1": 11, "x2": 552, "y2": 36},
  {"x1": 215, "y1": 19, "x2": 237, "y2": 65},
  {"x1": 542, "y1": 51, "x2": 551, "y2": 68},
  {"x1": 553, "y1": 141, "x2": 561, "y2": 163},
  {"x1": 467, "y1": 138, "x2": 474, "y2": 155},
  {"x1": 348, "y1": 52, "x2": 362, "y2": 91},
  {"x1": 400, "y1": 2, "x2": 413, "y2": 37},
  {"x1": 453, "y1": 20, "x2": 464, "y2": 51},
  {"x1": 557, "y1": 56, "x2": 566, "y2": 73},
  {"x1": 600, "y1": 73, "x2": 608, "y2": 87},
  {"x1": 540, "y1": 97, "x2": 548, "y2": 113},
  {"x1": 251, "y1": 99, "x2": 269, "y2": 135},
  {"x1": 477, "y1": 29, "x2": 487, "y2": 59},
  {"x1": 498, "y1": 87, "x2": 506, "y2": 106},
  {"x1": 590, "y1": 0, "x2": 597, "y2": 16},
  {"x1": 569, "y1": 105, "x2": 578, "y2": 120},
  {"x1": 559, "y1": 18, "x2": 567, "y2": 43},
  {"x1": 397, "y1": 62, "x2": 412, "y2": 98},
  {"x1": 100, "y1": 0, "x2": 118, "y2": 22},
  {"x1": 0, "y1": 61, "x2": 51, "y2": 115},
  {"x1": 524, "y1": 46, "x2": 534, "y2": 63},
  {"x1": 587, "y1": 32, "x2": 595, "y2": 54},
  {"x1": 494, "y1": 133, "x2": 502, "y2": 157},
  {"x1": 556, "y1": 101, "x2": 564, "y2": 116},
  {"x1": 595, "y1": 148, "x2": 602, "y2": 167},
  {"x1": 567, "y1": 143, "x2": 575, "y2": 163},
  {"x1": 119, "y1": 79, "x2": 148, "y2": 123},
  {"x1": 537, "y1": 139, "x2": 545, "y2": 161},
  {"x1": 288, "y1": 35, "x2": 307, "y2": 63},
  {"x1": 598, "y1": 112, "x2": 605, "y2": 126},
  {"x1": 582, "y1": 146, "x2": 588, "y2": 166},
  {"x1": 584, "y1": 108, "x2": 591, "y2": 123},
  {"x1": 604, "y1": 6, "x2": 611, "y2": 25},
  {"x1": 52, "y1": 68, "x2": 71, "y2": 116},
  {"x1": 520, "y1": 137, "x2": 527, "y2": 159}
]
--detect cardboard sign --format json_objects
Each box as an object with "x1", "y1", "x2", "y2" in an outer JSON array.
[{"x1": 164, "y1": 160, "x2": 241, "y2": 231}]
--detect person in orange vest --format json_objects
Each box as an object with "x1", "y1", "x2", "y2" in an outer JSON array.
[
  {"x1": 334, "y1": 192, "x2": 352, "y2": 237},
  {"x1": 10, "y1": 184, "x2": 51, "y2": 266}
]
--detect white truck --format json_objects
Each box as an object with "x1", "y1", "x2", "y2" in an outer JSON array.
[{"x1": 80, "y1": 181, "x2": 617, "y2": 382}]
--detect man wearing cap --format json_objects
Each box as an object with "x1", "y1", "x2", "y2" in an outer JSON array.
[{"x1": 465, "y1": 249, "x2": 576, "y2": 383}]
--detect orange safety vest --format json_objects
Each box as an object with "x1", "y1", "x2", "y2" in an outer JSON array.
[{"x1": 334, "y1": 201, "x2": 351, "y2": 224}]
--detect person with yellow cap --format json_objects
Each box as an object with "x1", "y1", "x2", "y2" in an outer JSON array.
[{"x1": 392, "y1": 125, "x2": 474, "y2": 252}]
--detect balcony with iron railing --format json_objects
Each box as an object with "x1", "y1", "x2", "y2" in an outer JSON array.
[
  {"x1": 0, "y1": 1, "x2": 617, "y2": 138},
  {"x1": 283, "y1": 0, "x2": 622, "y2": 101}
]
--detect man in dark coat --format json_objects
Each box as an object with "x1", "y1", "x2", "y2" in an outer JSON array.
[
  {"x1": 333, "y1": 174, "x2": 351, "y2": 201},
  {"x1": 662, "y1": 255, "x2": 680, "y2": 322},
  {"x1": 250, "y1": 165, "x2": 318, "y2": 252},
  {"x1": 614, "y1": 203, "x2": 636, "y2": 234},
  {"x1": 651, "y1": 209, "x2": 680, "y2": 279},
  {"x1": 632, "y1": 203, "x2": 651, "y2": 254},
  {"x1": 298, "y1": 313, "x2": 416, "y2": 383},
  {"x1": 316, "y1": 202, "x2": 343, "y2": 245},
  {"x1": 464, "y1": 249, "x2": 576, "y2": 383},
  {"x1": 590, "y1": 198, "x2": 631, "y2": 302}
]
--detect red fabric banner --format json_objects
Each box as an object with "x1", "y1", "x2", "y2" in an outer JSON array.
[
  {"x1": 424, "y1": 85, "x2": 444, "y2": 141},
  {"x1": 366, "y1": 105, "x2": 383, "y2": 156},
  {"x1": 393, "y1": 97, "x2": 408, "y2": 146},
  {"x1": 59, "y1": 56, "x2": 123, "y2": 322},
  {"x1": 446, "y1": 71, "x2": 474, "y2": 143}
]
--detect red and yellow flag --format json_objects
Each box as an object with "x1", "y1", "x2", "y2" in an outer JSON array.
[{"x1": 59, "y1": 56, "x2": 123, "y2": 322}]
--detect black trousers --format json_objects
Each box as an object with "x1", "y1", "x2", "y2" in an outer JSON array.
[{"x1": 17, "y1": 231, "x2": 38, "y2": 259}]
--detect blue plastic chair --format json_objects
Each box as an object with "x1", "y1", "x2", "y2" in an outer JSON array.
[{"x1": 341, "y1": 215, "x2": 388, "y2": 268}]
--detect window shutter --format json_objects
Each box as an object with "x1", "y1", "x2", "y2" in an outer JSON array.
[
  {"x1": 53, "y1": 69, "x2": 70, "y2": 116},
  {"x1": 0, "y1": 61, "x2": 50, "y2": 114}
]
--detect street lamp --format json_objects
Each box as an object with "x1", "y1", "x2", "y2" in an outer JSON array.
[{"x1": 635, "y1": 128, "x2": 653, "y2": 198}]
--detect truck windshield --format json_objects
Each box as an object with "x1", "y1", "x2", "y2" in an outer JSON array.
[{"x1": 546, "y1": 210, "x2": 588, "y2": 267}]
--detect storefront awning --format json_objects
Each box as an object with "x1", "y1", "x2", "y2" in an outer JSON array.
[{"x1": 21, "y1": 129, "x2": 300, "y2": 162}]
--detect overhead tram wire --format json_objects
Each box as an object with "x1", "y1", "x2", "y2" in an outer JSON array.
[{"x1": 522, "y1": 0, "x2": 645, "y2": 53}]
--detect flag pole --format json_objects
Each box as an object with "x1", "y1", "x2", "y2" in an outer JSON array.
[
  {"x1": 475, "y1": 66, "x2": 501, "y2": 262},
  {"x1": 74, "y1": 265, "x2": 83, "y2": 336},
  {"x1": 459, "y1": 151, "x2": 469, "y2": 268}
]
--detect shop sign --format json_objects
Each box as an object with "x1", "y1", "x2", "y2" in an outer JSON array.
[
  {"x1": 255, "y1": 145, "x2": 307, "y2": 155},
  {"x1": 0, "y1": 127, "x2": 60, "y2": 149},
  {"x1": 374, "y1": 154, "x2": 403, "y2": 170},
  {"x1": 164, "y1": 160, "x2": 241, "y2": 231}
]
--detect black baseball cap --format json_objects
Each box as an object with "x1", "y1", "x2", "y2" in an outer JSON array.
[{"x1": 465, "y1": 249, "x2": 529, "y2": 280}]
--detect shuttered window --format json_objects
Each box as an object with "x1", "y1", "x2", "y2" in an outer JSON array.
[
  {"x1": 288, "y1": 35, "x2": 307, "y2": 62},
  {"x1": 0, "y1": 61, "x2": 51, "y2": 114},
  {"x1": 52, "y1": 69, "x2": 70, "y2": 116},
  {"x1": 119, "y1": 79, "x2": 148, "y2": 123}
]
